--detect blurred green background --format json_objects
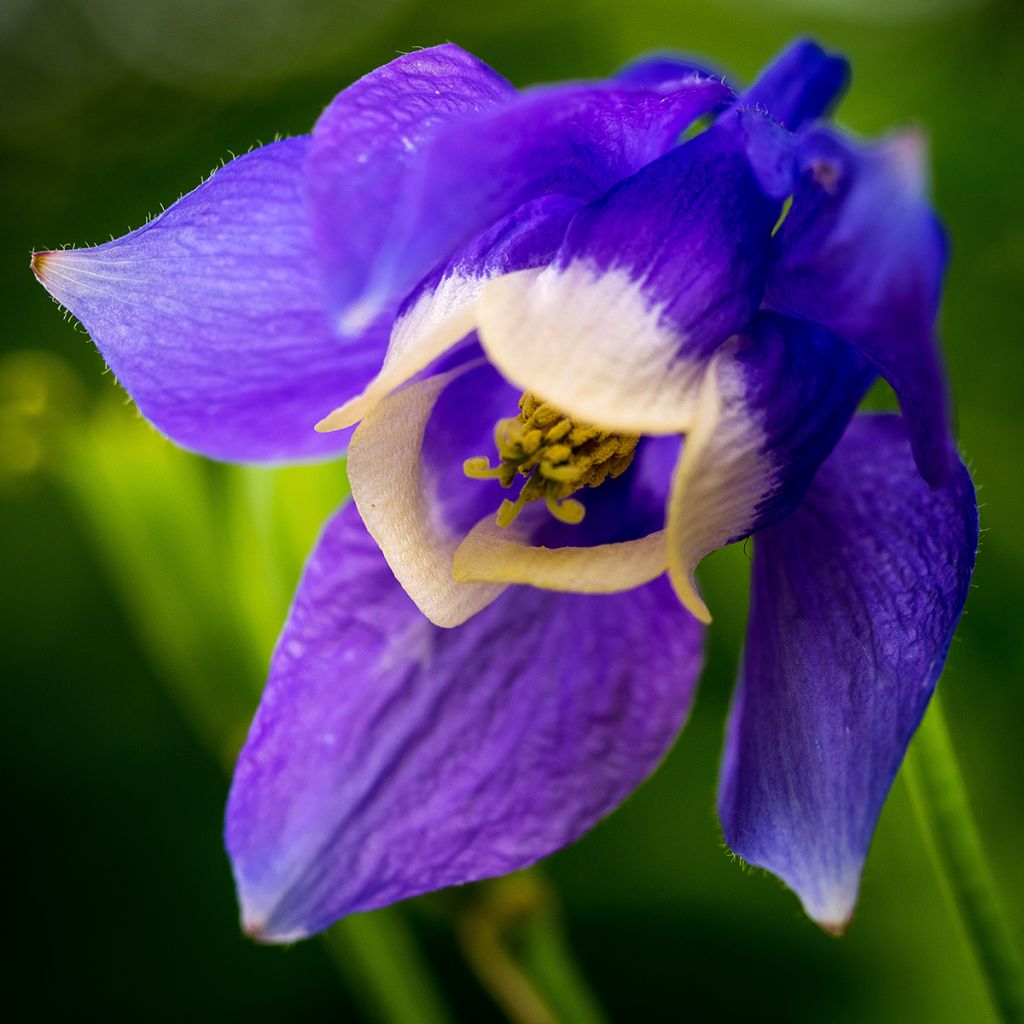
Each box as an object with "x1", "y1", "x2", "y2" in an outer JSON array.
[{"x1": 2, "y1": 0, "x2": 1022, "y2": 1020}]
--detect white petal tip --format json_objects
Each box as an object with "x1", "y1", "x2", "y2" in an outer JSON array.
[
  {"x1": 315, "y1": 400, "x2": 363, "y2": 433},
  {"x1": 670, "y1": 570, "x2": 712, "y2": 625},
  {"x1": 800, "y1": 880, "x2": 859, "y2": 937}
]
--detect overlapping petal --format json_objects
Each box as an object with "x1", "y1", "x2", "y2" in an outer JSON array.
[
  {"x1": 32, "y1": 138, "x2": 384, "y2": 463},
  {"x1": 476, "y1": 110, "x2": 792, "y2": 435},
  {"x1": 666, "y1": 313, "x2": 873, "y2": 622},
  {"x1": 227, "y1": 503, "x2": 705, "y2": 941},
  {"x1": 766, "y1": 128, "x2": 952, "y2": 484},
  {"x1": 718, "y1": 415, "x2": 977, "y2": 930},
  {"x1": 315, "y1": 67, "x2": 731, "y2": 331},
  {"x1": 316, "y1": 194, "x2": 580, "y2": 433}
]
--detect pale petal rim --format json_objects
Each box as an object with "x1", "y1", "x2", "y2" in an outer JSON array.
[
  {"x1": 347, "y1": 361, "x2": 505, "y2": 628},
  {"x1": 316, "y1": 275, "x2": 481, "y2": 432},
  {"x1": 665, "y1": 347, "x2": 773, "y2": 626},
  {"x1": 453, "y1": 515, "x2": 669, "y2": 594}
]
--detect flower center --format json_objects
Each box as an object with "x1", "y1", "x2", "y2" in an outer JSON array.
[{"x1": 463, "y1": 391, "x2": 640, "y2": 528}]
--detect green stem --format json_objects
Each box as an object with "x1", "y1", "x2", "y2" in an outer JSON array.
[
  {"x1": 458, "y1": 874, "x2": 606, "y2": 1024},
  {"x1": 903, "y1": 693, "x2": 1024, "y2": 1023},
  {"x1": 520, "y1": 910, "x2": 607, "y2": 1024},
  {"x1": 325, "y1": 911, "x2": 454, "y2": 1024}
]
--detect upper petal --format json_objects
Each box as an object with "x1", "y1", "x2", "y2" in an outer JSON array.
[
  {"x1": 741, "y1": 38, "x2": 850, "y2": 132},
  {"x1": 32, "y1": 138, "x2": 381, "y2": 464},
  {"x1": 305, "y1": 44, "x2": 516, "y2": 334},
  {"x1": 476, "y1": 110, "x2": 793, "y2": 434},
  {"x1": 666, "y1": 312, "x2": 873, "y2": 622},
  {"x1": 718, "y1": 414, "x2": 977, "y2": 930},
  {"x1": 316, "y1": 69, "x2": 731, "y2": 331},
  {"x1": 766, "y1": 127, "x2": 952, "y2": 484},
  {"x1": 227, "y1": 502, "x2": 705, "y2": 941}
]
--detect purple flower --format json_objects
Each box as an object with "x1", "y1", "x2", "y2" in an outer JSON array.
[{"x1": 33, "y1": 40, "x2": 977, "y2": 941}]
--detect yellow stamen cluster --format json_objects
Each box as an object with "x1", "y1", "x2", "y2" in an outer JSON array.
[{"x1": 463, "y1": 392, "x2": 640, "y2": 527}]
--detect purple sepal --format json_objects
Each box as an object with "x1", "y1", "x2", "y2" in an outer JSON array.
[
  {"x1": 315, "y1": 72, "x2": 730, "y2": 330},
  {"x1": 742, "y1": 38, "x2": 850, "y2": 132},
  {"x1": 718, "y1": 415, "x2": 977, "y2": 930},
  {"x1": 766, "y1": 128, "x2": 952, "y2": 484},
  {"x1": 305, "y1": 44, "x2": 515, "y2": 334},
  {"x1": 226, "y1": 503, "x2": 704, "y2": 941},
  {"x1": 32, "y1": 138, "x2": 383, "y2": 463}
]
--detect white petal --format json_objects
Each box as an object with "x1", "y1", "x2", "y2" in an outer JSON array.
[
  {"x1": 666, "y1": 343, "x2": 773, "y2": 625},
  {"x1": 477, "y1": 265, "x2": 706, "y2": 435},
  {"x1": 347, "y1": 363, "x2": 505, "y2": 628}
]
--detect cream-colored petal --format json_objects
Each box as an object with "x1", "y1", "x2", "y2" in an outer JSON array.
[
  {"x1": 348, "y1": 363, "x2": 505, "y2": 628},
  {"x1": 316, "y1": 273, "x2": 481, "y2": 432},
  {"x1": 453, "y1": 514, "x2": 668, "y2": 594},
  {"x1": 477, "y1": 264, "x2": 706, "y2": 435},
  {"x1": 666, "y1": 343, "x2": 774, "y2": 625}
]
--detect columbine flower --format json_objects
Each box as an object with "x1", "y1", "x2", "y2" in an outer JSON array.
[{"x1": 32, "y1": 40, "x2": 977, "y2": 941}]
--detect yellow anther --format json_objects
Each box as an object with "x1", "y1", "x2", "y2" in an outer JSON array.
[
  {"x1": 463, "y1": 390, "x2": 641, "y2": 529},
  {"x1": 544, "y1": 419, "x2": 572, "y2": 443},
  {"x1": 543, "y1": 443, "x2": 572, "y2": 464}
]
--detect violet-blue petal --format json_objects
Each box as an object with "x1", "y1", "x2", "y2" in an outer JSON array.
[
  {"x1": 32, "y1": 138, "x2": 380, "y2": 463},
  {"x1": 305, "y1": 44, "x2": 516, "y2": 335},
  {"x1": 316, "y1": 72, "x2": 731, "y2": 330},
  {"x1": 741, "y1": 38, "x2": 850, "y2": 132},
  {"x1": 226, "y1": 503, "x2": 704, "y2": 941},
  {"x1": 477, "y1": 110, "x2": 793, "y2": 435},
  {"x1": 726, "y1": 312, "x2": 875, "y2": 534},
  {"x1": 718, "y1": 415, "x2": 977, "y2": 930},
  {"x1": 766, "y1": 128, "x2": 952, "y2": 484}
]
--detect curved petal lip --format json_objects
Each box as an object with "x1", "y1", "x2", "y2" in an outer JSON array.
[
  {"x1": 453, "y1": 516, "x2": 669, "y2": 593},
  {"x1": 347, "y1": 363, "x2": 506, "y2": 628}
]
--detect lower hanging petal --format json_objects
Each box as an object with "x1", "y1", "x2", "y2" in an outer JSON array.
[
  {"x1": 32, "y1": 138, "x2": 383, "y2": 464},
  {"x1": 226, "y1": 503, "x2": 705, "y2": 942},
  {"x1": 666, "y1": 312, "x2": 872, "y2": 623},
  {"x1": 718, "y1": 414, "x2": 977, "y2": 931}
]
